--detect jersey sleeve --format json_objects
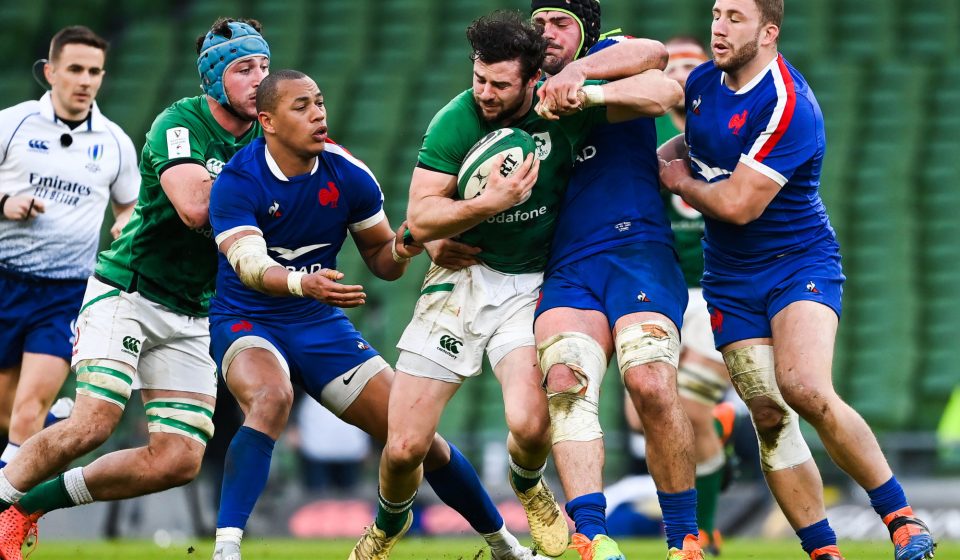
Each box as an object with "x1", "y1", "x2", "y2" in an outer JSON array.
[
  {"x1": 738, "y1": 83, "x2": 818, "y2": 186},
  {"x1": 417, "y1": 92, "x2": 480, "y2": 175},
  {"x1": 143, "y1": 107, "x2": 207, "y2": 178},
  {"x1": 342, "y1": 155, "x2": 386, "y2": 232},
  {"x1": 108, "y1": 125, "x2": 141, "y2": 204},
  {"x1": 209, "y1": 166, "x2": 263, "y2": 245},
  {"x1": 586, "y1": 35, "x2": 632, "y2": 55},
  {"x1": 0, "y1": 101, "x2": 38, "y2": 165}
]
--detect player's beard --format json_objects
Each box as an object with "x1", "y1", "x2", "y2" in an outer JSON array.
[
  {"x1": 714, "y1": 32, "x2": 760, "y2": 74},
  {"x1": 476, "y1": 91, "x2": 528, "y2": 125}
]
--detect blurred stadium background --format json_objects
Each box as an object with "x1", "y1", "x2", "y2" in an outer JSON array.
[{"x1": 4, "y1": 0, "x2": 959, "y2": 550}]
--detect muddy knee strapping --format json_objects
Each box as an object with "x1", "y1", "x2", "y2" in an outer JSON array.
[
  {"x1": 538, "y1": 332, "x2": 607, "y2": 444},
  {"x1": 723, "y1": 345, "x2": 811, "y2": 472}
]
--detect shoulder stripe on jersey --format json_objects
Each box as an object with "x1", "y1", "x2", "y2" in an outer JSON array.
[
  {"x1": 349, "y1": 208, "x2": 386, "y2": 232},
  {"x1": 747, "y1": 54, "x2": 796, "y2": 164},
  {"x1": 1, "y1": 112, "x2": 40, "y2": 166},
  {"x1": 324, "y1": 141, "x2": 381, "y2": 188},
  {"x1": 214, "y1": 225, "x2": 263, "y2": 246}
]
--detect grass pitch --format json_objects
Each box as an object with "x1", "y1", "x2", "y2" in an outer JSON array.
[{"x1": 28, "y1": 538, "x2": 958, "y2": 559}]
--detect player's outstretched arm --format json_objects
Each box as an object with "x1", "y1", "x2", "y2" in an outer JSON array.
[
  {"x1": 659, "y1": 160, "x2": 780, "y2": 225},
  {"x1": 218, "y1": 230, "x2": 367, "y2": 306},
  {"x1": 536, "y1": 69, "x2": 682, "y2": 122},
  {"x1": 538, "y1": 38, "x2": 667, "y2": 113},
  {"x1": 160, "y1": 163, "x2": 214, "y2": 228},
  {"x1": 407, "y1": 155, "x2": 539, "y2": 242},
  {"x1": 352, "y1": 219, "x2": 423, "y2": 281}
]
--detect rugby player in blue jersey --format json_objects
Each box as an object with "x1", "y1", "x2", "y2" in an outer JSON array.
[
  {"x1": 207, "y1": 69, "x2": 546, "y2": 560},
  {"x1": 530, "y1": 2, "x2": 702, "y2": 559},
  {"x1": 659, "y1": 1, "x2": 936, "y2": 560}
]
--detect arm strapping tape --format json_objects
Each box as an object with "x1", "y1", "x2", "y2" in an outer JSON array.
[{"x1": 225, "y1": 234, "x2": 284, "y2": 293}]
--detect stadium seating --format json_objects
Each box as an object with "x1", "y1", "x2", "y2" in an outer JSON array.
[{"x1": 5, "y1": 0, "x2": 958, "y2": 466}]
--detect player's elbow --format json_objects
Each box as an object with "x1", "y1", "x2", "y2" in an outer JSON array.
[
  {"x1": 722, "y1": 200, "x2": 764, "y2": 226},
  {"x1": 177, "y1": 204, "x2": 209, "y2": 229},
  {"x1": 652, "y1": 79, "x2": 684, "y2": 116}
]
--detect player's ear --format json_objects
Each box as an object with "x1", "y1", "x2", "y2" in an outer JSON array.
[
  {"x1": 761, "y1": 23, "x2": 779, "y2": 47},
  {"x1": 43, "y1": 61, "x2": 55, "y2": 87},
  {"x1": 258, "y1": 111, "x2": 275, "y2": 134},
  {"x1": 527, "y1": 69, "x2": 542, "y2": 89}
]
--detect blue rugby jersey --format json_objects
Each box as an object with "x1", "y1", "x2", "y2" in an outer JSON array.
[
  {"x1": 209, "y1": 137, "x2": 384, "y2": 321},
  {"x1": 546, "y1": 37, "x2": 674, "y2": 274},
  {"x1": 684, "y1": 54, "x2": 838, "y2": 268}
]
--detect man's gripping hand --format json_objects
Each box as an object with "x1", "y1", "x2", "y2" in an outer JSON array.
[
  {"x1": 301, "y1": 269, "x2": 367, "y2": 308},
  {"x1": 478, "y1": 153, "x2": 540, "y2": 213}
]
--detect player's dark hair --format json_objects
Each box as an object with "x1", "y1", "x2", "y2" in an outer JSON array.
[
  {"x1": 49, "y1": 26, "x2": 108, "y2": 62},
  {"x1": 467, "y1": 10, "x2": 547, "y2": 83},
  {"x1": 754, "y1": 0, "x2": 783, "y2": 28},
  {"x1": 195, "y1": 17, "x2": 263, "y2": 55},
  {"x1": 256, "y1": 69, "x2": 309, "y2": 113}
]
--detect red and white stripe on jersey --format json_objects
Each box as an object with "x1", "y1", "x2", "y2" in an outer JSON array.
[
  {"x1": 740, "y1": 54, "x2": 796, "y2": 186},
  {"x1": 323, "y1": 139, "x2": 386, "y2": 232},
  {"x1": 324, "y1": 139, "x2": 380, "y2": 187}
]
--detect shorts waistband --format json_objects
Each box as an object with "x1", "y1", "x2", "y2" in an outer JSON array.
[{"x1": 0, "y1": 266, "x2": 87, "y2": 285}]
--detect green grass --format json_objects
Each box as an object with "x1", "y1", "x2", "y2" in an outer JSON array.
[{"x1": 27, "y1": 538, "x2": 959, "y2": 560}]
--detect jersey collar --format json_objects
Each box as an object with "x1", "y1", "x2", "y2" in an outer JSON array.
[
  {"x1": 38, "y1": 91, "x2": 106, "y2": 132},
  {"x1": 720, "y1": 53, "x2": 779, "y2": 95},
  {"x1": 264, "y1": 143, "x2": 319, "y2": 181}
]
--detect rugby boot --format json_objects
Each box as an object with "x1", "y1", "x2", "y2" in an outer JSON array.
[
  {"x1": 569, "y1": 533, "x2": 626, "y2": 560},
  {"x1": 348, "y1": 510, "x2": 413, "y2": 560},
  {"x1": 491, "y1": 543, "x2": 552, "y2": 560},
  {"x1": 212, "y1": 541, "x2": 241, "y2": 560},
  {"x1": 510, "y1": 477, "x2": 568, "y2": 557},
  {"x1": 883, "y1": 507, "x2": 936, "y2": 560},
  {"x1": 667, "y1": 534, "x2": 705, "y2": 560},
  {"x1": 698, "y1": 528, "x2": 723, "y2": 556},
  {"x1": 809, "y1": 544, "x2": 845, "y2": 560},
  {"x1": 0, "y1": 506, "x2": 39, "y2": 560}
]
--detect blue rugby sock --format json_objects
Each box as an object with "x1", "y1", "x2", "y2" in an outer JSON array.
[
  {"x1": 797, "y1": 518, "x2": 838, "y2": 555},
  {"x1": 867, "y1": 476, "x2": 909, "y2": 519},
  {"x1": 216, "y1": 426, "x2": 275, "y2": 530},
  {"x1": 424, "y1": 443, "x2": 502, "y2": 534},
  {"x1": 566, "y1": 492, "x2": 607, "y2": 540},
  {"x1": 657, "y1": 488, "x2": 698, "y2": 550}
]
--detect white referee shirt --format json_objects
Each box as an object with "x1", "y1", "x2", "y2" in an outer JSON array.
[{"x1": 0, "y1": 92, "x2": 140, "y2": 280}]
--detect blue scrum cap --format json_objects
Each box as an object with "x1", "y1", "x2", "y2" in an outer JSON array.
[{"x1": 197, "y1": 21, "x2": 270, "y2": 107}]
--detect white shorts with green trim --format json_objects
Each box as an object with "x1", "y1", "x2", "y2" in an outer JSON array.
[
  {"x1": 71, "y1": 276, "x2": 217, "y2": 399},
  {"x1": 682, "y1": 287, "x2": 724, "y2": 362},
  {"x1": 396, "y1": 263, "x2": 541, "y2": 384}
]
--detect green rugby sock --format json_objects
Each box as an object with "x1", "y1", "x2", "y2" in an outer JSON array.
[
  {"x1": 376, "y1": 490, "x2": 414, "y2": 537},
  {"x1": 19, "y1": 475, "x2": 72, "y2": 515},
  {"x1": 695, "y1": 465, "x2": 724, "y2": 533},
  {"x1": 509, "y1": 456, "x2": 545, "y2": 493}
]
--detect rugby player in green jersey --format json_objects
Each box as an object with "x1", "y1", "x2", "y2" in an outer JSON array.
[
  {"x1": 0, "y1": 18, "x2": 269, "y2": 559},
  {"x1": 351, "y1": 10, "x2": 681, "y2": 559}
]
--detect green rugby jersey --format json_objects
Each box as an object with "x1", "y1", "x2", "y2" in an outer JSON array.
[
  {"x1": 95, "y1": 96, "x2": 261, "y2": 316},
  {"x1": 418, "y1": 84, "x2": 606, "y2": 274},
  {"x1": 657, "y1": 114, "x2": 704, "y2": 288}
]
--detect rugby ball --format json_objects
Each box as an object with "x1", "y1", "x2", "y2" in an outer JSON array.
[{"x1": 457, "y1": 128, "x2": 538, "y2": 203}]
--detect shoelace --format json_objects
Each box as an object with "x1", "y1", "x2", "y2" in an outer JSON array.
[
  {"x1": 568, "y1": 534, "x2": 593, "y2": 560},
  {"x1": 527, "y1": 486, "x2": 561, "y2": 527},
  {"x1": 356, "y1": 526, "x2": 388, "y2": 557}
]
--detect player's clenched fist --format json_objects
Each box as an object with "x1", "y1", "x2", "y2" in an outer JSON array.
[
  {"x1": 301, "y1": 268, "x2": 366, "y2": 308},
  {"x1": 2, "y1": 194, "x2": 44, "y2": 221}
]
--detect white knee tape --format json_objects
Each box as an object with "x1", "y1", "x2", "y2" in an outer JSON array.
[
  {"x1": 144, "y1": 398, "x2": 216, "y2": 445},
  {"x1": 616, "y1": 320, "x2": 680, "y2": 377},
  {"x1": 75, "y1": 359, "x2": 135, "y2": 409},
  {"x1": 537, "y1": 332, "x2": 608, "y2": 444},
  {"x1": 723, "y1": 345, "x2": 811, "y2": 472}
]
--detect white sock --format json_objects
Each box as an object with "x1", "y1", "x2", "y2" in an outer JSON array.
[
  {"x1": 0, "y1": 443, "x2": 20, "y2": 466},
  {"x1": 509, "y1": 455, "x2": 546, "y2": 480},
  {"x1": 63, "y1": 467, "x2": 94, "y2": 506},
  {"x1": 483, "y1": 524, "x2": 521, "y2": 554},
  {"x1": 0, "y1": 470, "x2": 25, "y2": 504},
  {"x1": 216, "y1": 527, "x2": 243, "y2": 545}
]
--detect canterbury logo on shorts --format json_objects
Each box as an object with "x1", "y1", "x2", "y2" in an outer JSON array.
[
  {"x1": 122, "y1": 335, "x2": 142, "y2": 355},
  {"x1": 437, "y1": 334, "x2": 463, "y2": 357}
]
